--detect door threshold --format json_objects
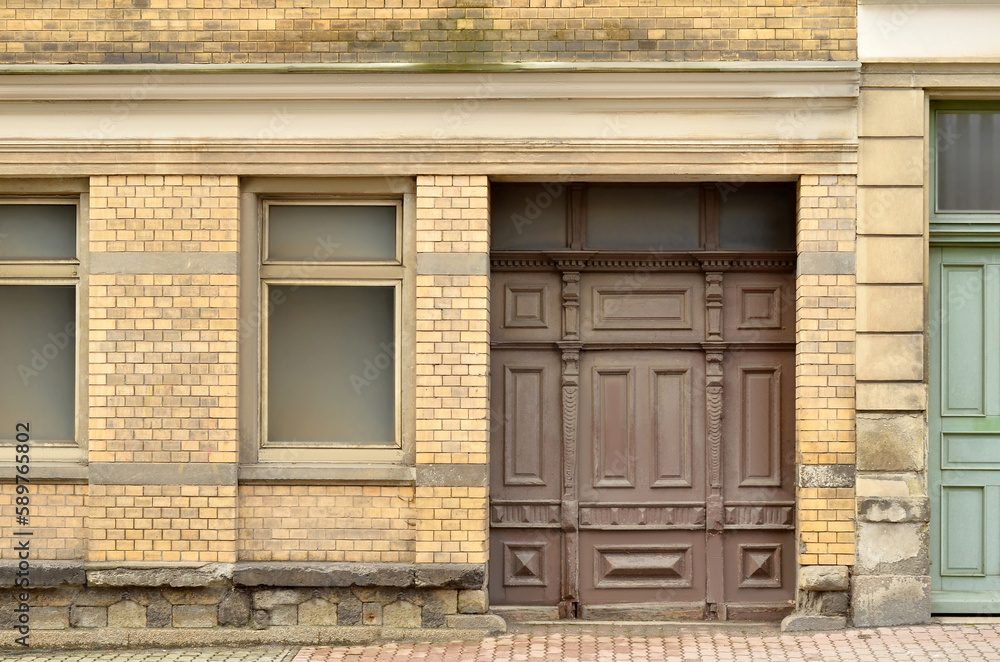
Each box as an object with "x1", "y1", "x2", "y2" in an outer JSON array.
[{"x1": 935, "y1": 615, "x2": 1000, "y2": 624}]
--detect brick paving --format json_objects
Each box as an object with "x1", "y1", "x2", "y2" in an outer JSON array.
[
  {"x1": 295, "y1": 623, "x2": 1000, "y2": 662},
  {"x1": 6, "y1": 624, "x2": 1000, "y2": 661}
]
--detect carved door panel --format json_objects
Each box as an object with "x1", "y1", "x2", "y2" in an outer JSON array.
[
  {"x1": 488, "y1": 347, "x2": 563, "y2": 606},
  {"x1": 577, "y1": 349, "x2": 708, "y2": 610}
]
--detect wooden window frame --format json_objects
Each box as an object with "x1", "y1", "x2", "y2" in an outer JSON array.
[
  {"x1": 240, "y1": 178, "x2": 416, "y2": 470},
  {"x1": 931, "y1": 101, "x2": 1000, "y2": 242},
  {"x1": 0, "y1": 180, "x2": 89, "y2": 465}
]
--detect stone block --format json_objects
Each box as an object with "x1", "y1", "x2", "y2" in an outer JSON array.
[
  {"x1": 857, "y1": 286, "x2": 923, "y2": 332},
  {"x1": 0, "y1": 561, "x2": 85, "y2": 588},
  {"x1": 799, "y1": 566, "x2": 850, "y2": 592},
  {"x1": 458, "y1": 589, "x2": 487, "y2": 614},
  {"x1": 858, "y1": 138, "x2": 924, "y2": 187},
  {"x1": 270, "y1": 604, "x2": 298, "y2": 626},
  {"x1": 74, "y1": 587, "x2": 125, "y2": 607},
  {"x1": 32, "y1": 606, "x2": 69, "y2": 630},
  {"x1": 858, "y1": 497, "x2": 930, "y2": 523},
  {"x1": 857, "y1": 383, "x2": 926, "y2": 412},
  {"x1": 88, "y1": 564, "x2": 233, "y2": 588},
  {"x1": 860, "y1": 89, "x2": 925, "y2": 138},
  {"x1": 337, "y1": 593, "x2": 362, "y2": 626},
  {"x1": 31, "y1": 588, "x2": 79, "y2": 606},
  {"x1": 819, "y1": 592, "x2": 850, "y2": 616},
  {"x1": 851, "y1": 575, "x2": 931, "y2": 627},
  {"x1": 798, "y1": 465, "x2": 855, "y2": 489},
  {"x1": 218, "y1": 590, "x2": 251, "y2": 627},
  {"x1": 172, "y1": 604, "x2": 218, "y2": 628},
  {"x1": 253, "y1": 589, "x2": 309, "y2": 610},
  {"x1": 414, "y1": 564, "x2": 485, "y2": 589},
  {"x1": 857, "y1": 414, "x2": 925, "y2": 472},
  {"x1": 781, "y1": 614, "x2": 847, "y2": 632},
  {"x1": 383, "y1": 600, "x2": 421, "y2": 628},
  {"x1": 108, "y1": 600, "x2": 146, "y2": 628},
  {"x1": 362, "y1": 602, "x2": 383, "y2": 626},
  {"x1": 69, "y1": 605, "x2": 107, "y2": 628},
  {"x1": 234, "y1": 562, "x2": 411, "y2": 588},
  {"x1": 163, "y1": 586, "x2": 227, "y2": 605},
  {"x1": 445, "y1": 614, "x2": 507, "y2": 633},
  {"x1": 858, "y1": 186, "x2": 924, "y2": 236},
  {"x1": 856, "y1": 522, "x2": 929, "y2": 576},
  {"x1": 252, "y1": 609, "x2": 269, "y2": 629},
  {"x1": 857, "y1": 236, "x2": 924, "y2": 284},
  {"x1": 298, "y1": 598, "x2": 338, "y2": 626},
  {"x1": 147, "y1": 596, "x2": 172, "y2": 628},
  {"x1": 856, "y1": 474, "x2": 921, "y2": 498},
  {"x1": 857, "y1": 334, "x2": 923, "y2": 381}
]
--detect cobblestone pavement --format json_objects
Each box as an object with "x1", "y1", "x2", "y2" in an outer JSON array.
[{"x1": 7, "y1": 623, "x2": 1000, "y2": 662}]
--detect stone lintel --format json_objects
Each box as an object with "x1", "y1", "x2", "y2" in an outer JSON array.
[
  {"x1": 233, "y1": 562, "x2": 485, "y2": 590},
  {"x1": 415, "y1": 464, "x2": 487, "y2": 487},
  {"x1": 90, "y1": 251, "x2": 239, "y2": 275},
  {"x1": 797, "y1": 464, "x2": 855, "y2": 488},
  {"x1": 416, "y1": 253, "x2": 489, "y2": 276},
  {"x1": 857, "y1": 497, "x2": 929, "y2": 523},
  {"x1": 90, "y1": 462, "x2": 237, "y2": 486},
  {"x1": 0, "y1": 561, "x2": 85, "y2": 588}
]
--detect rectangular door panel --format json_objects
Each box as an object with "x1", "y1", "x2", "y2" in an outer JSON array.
[
  {"x1": 722, "y1": 272, "x2": 795, "y2": 344},
  {"x1": 723, "y1": 349, "x2": 795, "y2": 502},
  {"x1": 592, "y1": 368, "x2": 636, "y2": 488},
  {"x1": 489, "y1": 529, "x2": 562, "y2": 606},
  {"x1": 490, "y1": 271, "x2": 563, "y2": 344},
  {"x1": 941, "y1": 264, "x2": 987, "y2": 416},
  {"x1": 490, "y1": 349, "x2": 562, "y2": 502},
  {"x1": 579, "y1": 530, "x2": 706, "y2": 605},
  {"x1": 721, "y1": 530, "x2": 795, "y2": 620},
  {"x1": 652, "y1": 368, "x2": 693, "y2": 488},
  {"x1": 579, "y1": 272, "x2": 705, "y2": 344}
]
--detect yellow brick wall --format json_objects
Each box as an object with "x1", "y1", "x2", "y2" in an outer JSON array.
[
  {"x1": 414, "y1": 175, "x2": 489, "y2": 565},
  {"x1": 86, "y1": 175, "x2": 240, "y2": 564},
  {"x1": 795, "y1": 174, "x2": 857, "y2": 567},
  {"x1": 0, "y1": 484, "x2": 87, "y2": 561},
  {"x1": 88, "y1": 485, "x2": 236, "y2": 563},
  {"x1": 237, "y1": 485, "x2": 416, "y2": 563},
  {"x1": 0, "y1": 0, "x2": 857, "y2": 65}
]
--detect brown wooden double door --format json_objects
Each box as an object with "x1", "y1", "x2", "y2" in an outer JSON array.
[{"x1": 489, "y1": 261, "x2": 795, "y2": 620}]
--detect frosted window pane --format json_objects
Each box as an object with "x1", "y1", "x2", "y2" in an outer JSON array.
[
  {"x1": 268, "y1": 285, "x2": 395, "y2": 444},
  {"x1": 0, "y1": 204, "x2": 76, "y2": 260},
  {"x1": 267, "y1": 205, "x2": 396, "y2": 261},
  {"x1": 586, "y1": 186, "x2": 700, "y2": 250},
  {"x1": 0, "y1": 286, "x2": 76, "y2": 442},
  {"x1": 937, "y1": 112, "x2": 1000, "y2": 212},
  {"x1": 491, "y1": 183, "x2": 568, "y2": 249},
  {"x1": 719, "y1": 183, "x2": 796, "y2": 250}
]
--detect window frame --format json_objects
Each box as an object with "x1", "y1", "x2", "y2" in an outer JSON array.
[
  {"x1": 931, "y1": 101, "x2": 1000, "y2": 236},
  {"x1": 0, "y1": 180, "x2": 88, "y2": 465},
  {"x1": 240, "y1": 178, "x2": 416, "y2": 469}
]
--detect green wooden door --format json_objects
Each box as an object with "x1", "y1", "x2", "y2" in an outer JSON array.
[{"x1": 930, "y1": 246, "x2": 1000, "y2": 613}]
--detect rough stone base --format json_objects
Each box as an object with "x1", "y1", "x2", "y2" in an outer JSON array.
[
  {"x1": 781, "y1": 565, "x2": 851, "y2": 632},
  {"x1": 851, "y1": 575, "x2": 931, "y2": 627},
  {"x1": 0, "y1": 561, "x2": 499, "y2": 646}
]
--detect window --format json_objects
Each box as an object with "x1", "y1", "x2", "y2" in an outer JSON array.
[
  {"x1": 0, "y1": 188, "x2": 86, "y2": 463},
  {"x1": 490, "y1": 182, "x2": 796, "y2": 252},
  {"x1": 933, "y1": 103, "x2": 1000, "y2": 233},
  {"x1": 241, "y1": 180, "x2": 415, "y2": 466}
]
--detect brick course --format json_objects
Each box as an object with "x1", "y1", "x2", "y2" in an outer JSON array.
[{"x1": 0, "y1": 0, "x2": 857, "y2": 65}]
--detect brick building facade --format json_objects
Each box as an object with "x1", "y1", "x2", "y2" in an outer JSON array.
[{"x1": 0, "y1": 0, "x2": 997, "y2": 646}]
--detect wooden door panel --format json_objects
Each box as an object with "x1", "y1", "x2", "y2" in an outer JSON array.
[
  {"x1": 579, "y1": 272, "x2": 705, "y2": 344},
  {"x1": 721, "y1": 530, "x2": 795, "y2": 619},
  {"x1": 490, "y1": 271, "x2": 563, "y2": 344},
  {"x1": 722, "y1": 272, "x2": 795, "y2": 344},
  {"x1": 579, "y1": 530, "x2": 707, "y2": 605},
  {"x1": 931, "y1": 247, "x2": 1000, "y2": 612},
  {"x1": 489, "y1": 528, "x2": 562, "y2": 606}
]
